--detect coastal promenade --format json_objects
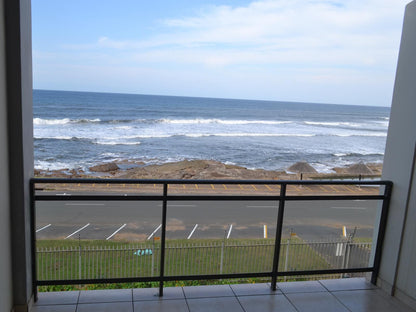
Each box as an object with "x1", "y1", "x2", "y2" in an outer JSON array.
[{"x1": 35, "y1": 181, "x2": 379, "y2": 196}]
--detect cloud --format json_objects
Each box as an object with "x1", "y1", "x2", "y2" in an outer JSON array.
[
  {"x1": 69, "y1": 0, "x2": 405, "y2": 69},
  {"x1": 36, "y1": 0, "x2": 408, "y2": 105}
]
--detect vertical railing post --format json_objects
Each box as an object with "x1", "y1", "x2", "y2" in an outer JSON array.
[
  {"x1": 371, "y1": 182, "x2": 393, "y2": 284},
  {"x1": 30, "y1": 179, "x2": 38, "y2": 302},
  {"x1": 159, "y1": 183, "x2": 168, "y2": 296},
  {"x1": 271, "y1": 183, "x2": 286, "y2": 291}
]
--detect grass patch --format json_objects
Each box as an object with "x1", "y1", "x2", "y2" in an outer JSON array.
[{"x1": 36, "y1": 237, "x2": 357, "y2": 291}]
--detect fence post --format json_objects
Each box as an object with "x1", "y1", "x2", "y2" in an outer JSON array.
[
  {"x1": 78, "y1": 234, "x2": 82, "y2": 281},
  {"x1": 220, "y1": 242, "x2": 224, "y2": 275},
  {"x1": 284, "y1": 239, "x2": 290, "y2": 282},
  {"x1": 152, "y1": 238, "x2": 155, "y2": 277}
]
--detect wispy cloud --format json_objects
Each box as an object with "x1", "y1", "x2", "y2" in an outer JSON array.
[{"x1": 35, "y1": 0, "x2": 408, "y2": 105}]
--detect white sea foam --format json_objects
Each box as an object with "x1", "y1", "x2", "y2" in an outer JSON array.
[
  {"x1": 183, "y1": 133, "x2": 315, "y2": 138},
  {"x1": 333, "y1": 152, "x2": 384, "y2": 157},
  {"x1": 34, "y1": 117, "x2": 101, "y2": 125},
  {"x1": 304, "y1": 121, "x2": 361, "y2": 127},
  {"x1": 94, "y1": 141, "x2": 141, "y2": 145},
  {"x1": 159, "y1": 118, "x2": 292, "y2": 125},
  {"x1": 34, "y1": 118, "x2": 72, "y2": 125},
  {"x1": 34, "y1": 135, "x2": 74, "y2": 140},
  {"x1": 34, "y1": 160, "x2": 75, "y2": 170},
  {"x1": 114, "y1": 126, "x2": 134, "y2": 130}
]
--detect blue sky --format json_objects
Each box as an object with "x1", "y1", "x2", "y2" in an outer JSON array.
[{"x1": 32, "y1": 0, "x2": 408, "y2": 106}]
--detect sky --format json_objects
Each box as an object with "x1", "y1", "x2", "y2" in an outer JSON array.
[{"x1": 32, "y1": 0, "x2": 409, "y2": 106}]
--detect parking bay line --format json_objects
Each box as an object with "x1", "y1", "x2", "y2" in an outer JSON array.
[
  {"x1": 106, "y1": 224, "x2": 127, "y2": 240},
  {"x1": 65, "y1": 223, "x2": 90, "y2": 239},
  {"x1": 331, "y1": 207, "x2": 367, "y2": 210},
  {"x1": 158, "y1": 204, "x2": 196, "y2": 207},
  {"x1": 36, "y1": 224, "x2": 51, "y2": 233},
  {"x1": 187, "y1": 224, "x2": 198, "y2": 239},
  {"x1": 227, "y1": 224, "x2": 233, "y2": 239},
  {"x1": 65, "y1": 203, "x2": 105, "y2": 206},
  {"x1": 147, "y1": 224, "x2": 162, "y2": 240}
]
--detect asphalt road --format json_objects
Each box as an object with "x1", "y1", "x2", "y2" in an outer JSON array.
[{"x1": 35, "y1": 197, "x2": 379, "y2": 241}]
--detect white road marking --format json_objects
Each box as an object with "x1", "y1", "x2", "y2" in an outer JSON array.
[
  {"x1": 158, "y1": 204, "x2": 196, "y2": 207},
  {"x1": 247, "y1": 205, "x2": 276, "y2": 208},
  {"x1": 106, "y1": 224, "x2": 127, "y2": 240},
  {"x1": 264, "y1": 225, "x2": 268, "y2": 239},
  {"x1": 147, "y1": 224, "x2": 162, "y2": 240},
  {"x1": 187, "y1": 224, "x2": 198, "y2": 239},
  {"x1": 36, "y1": 224, "x2": 51, "y2": 233},
  {"x1": 56, "y1": 193, "x2": 71, "y2": 196},
  {"x1": 65, "y1": 203, "x2": 105, "y2": 206},
  {"x1": 227, "y1": 224, "x2": 233, "y2": 239},
  {"x1": 331, "y1": 207, "x2": 366, "y2": 210},
  {"x1": 65, "y1": 223, "x2": 90, "y2": 239}
]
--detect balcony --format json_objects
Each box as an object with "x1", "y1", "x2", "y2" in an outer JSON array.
[{"x1": 30, "y1": 178, "x2": 395, "y2": 308}]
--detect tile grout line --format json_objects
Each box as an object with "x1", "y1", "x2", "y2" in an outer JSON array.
[
  {"x1": 318, "y1": 281, "x2": 354, "y2": 312},
  {"x1": 229, "y1": 284, "x2": 247, "y2": 312},
  {"x1": 181, "y1": 286, "x2": 192, "y2": 312},
  {"x1": 131, "y1": 288, "x2": 134, "y2": 312},
  {"x1": 75, "y1": 290, "x2": 81, "y2": 312},
  {"x1": 281, "y1": 292, "x2": 301, "y2": 312}
]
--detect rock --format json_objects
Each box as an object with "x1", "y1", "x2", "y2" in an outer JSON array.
[{"x1": 89, "y1": 162, "x2": 119, "y2": 172}]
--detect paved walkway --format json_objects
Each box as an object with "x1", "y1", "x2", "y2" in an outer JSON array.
[{"x1": 36, "y1": 181, "x2": 380, "y2": 196}]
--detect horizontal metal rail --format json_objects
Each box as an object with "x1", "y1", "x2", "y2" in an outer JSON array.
[
  {"x1": 30, "y1": 178, "x2": 392, "y2": 299},
  {"x1": 32, "y1": 177, "x2": 391, "y2": 185}
]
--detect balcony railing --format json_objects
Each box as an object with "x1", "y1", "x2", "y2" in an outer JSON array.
[{"x1": 30, "y1": 178, "x2": 392, "y2": 300}]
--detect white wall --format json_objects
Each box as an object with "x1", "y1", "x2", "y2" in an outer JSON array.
[
  {"x1": 379, "y1": 0, "x2": 416, "y2": 308},
  {"x1": 0, "y1": 0, "x2": 14, "y2": 310}
]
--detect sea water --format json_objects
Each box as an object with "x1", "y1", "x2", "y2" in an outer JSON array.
[{"x1": 33, "y1": 89, "x2": 389, "y2": 173}]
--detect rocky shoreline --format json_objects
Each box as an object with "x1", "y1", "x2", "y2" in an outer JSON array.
[{"x1": 34, "y1": 159, "x2": 383, "y2": 180}]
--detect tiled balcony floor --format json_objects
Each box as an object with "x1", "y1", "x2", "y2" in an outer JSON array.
[{"x1": 31, "y1": 278, "x2": 415, "y2": 312}]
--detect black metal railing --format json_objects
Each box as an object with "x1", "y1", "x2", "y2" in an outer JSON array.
[{"x1": 30, "y1": 178, "x2": 392, "y2": 299}]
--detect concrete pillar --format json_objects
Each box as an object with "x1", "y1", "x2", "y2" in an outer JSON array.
[
  {"x1": 379, "y1": 0, "x2": 416, "y2": 308},
  {"x1": 0, "y1": 0, "x2": 13, "y2": 310},
  {"x1": 4, "y1": 0, "x2": 34, "y2": 311}
]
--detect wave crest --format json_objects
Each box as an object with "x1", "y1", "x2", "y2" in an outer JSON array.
[{"x1": 34, "y1": 117, "x2": 101, "y2": 125}]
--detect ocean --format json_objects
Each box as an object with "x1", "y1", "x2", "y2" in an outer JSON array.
[{"x1": 33, "y1": 89, "x2": 389, "y2": 173}]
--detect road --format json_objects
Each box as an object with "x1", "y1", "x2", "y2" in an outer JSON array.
[{"x1": 35, "y1": 197, "x2": 379, "y2": 241}]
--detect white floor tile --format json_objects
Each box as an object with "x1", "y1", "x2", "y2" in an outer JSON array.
[
  {"x1": 31, "y1": 305, "x2": 77, "y2": 312},
  {"x1": 286, "y1": 291, "x2": 349, "y2": 312},
  {"x1": 36, "y1": 291, "x2": 79, "y2": 305},
  {"x1": 77, "y1": 302, "x2": 133, "y2": 312},
  {"x1": 319, "y1": 278, "x2": 376, "y2": 292},
  {"x1": 333, "y1": 289, "x2": 415, "y2": 312},
  {"x1": 134, "y1": 299, "x2": 189, "y2": 312},
  {"x1": 187, "y1": 297, "x2": 244, "y2": 312},
  {"x1": 277, "y1": 281, "x2": 327, "y2": 294},
  {"x1": 231, "y1": 283, "x2": 280, "y2": 296},
  {"x1": 78, "y1": 288, "x2": 132, "y2": 303},
  {"x1": 133, "y1": 287, "x2": 184, "y2": 301},
  {"x1": 239, "y1": 294, "x2": 297, "y2": 312},
  {"x1": 183, "y1": 285, "x2": 234, "y2": 298}
]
